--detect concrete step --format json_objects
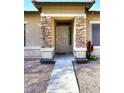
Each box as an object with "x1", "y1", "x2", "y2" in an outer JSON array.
[{"x1": 46, "y1": 55, "x2": 79, "y2": 93}]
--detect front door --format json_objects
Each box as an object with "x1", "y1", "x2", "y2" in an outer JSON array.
[{"x1": 56, "y1": 26, "x2": 69, "y2": 53}]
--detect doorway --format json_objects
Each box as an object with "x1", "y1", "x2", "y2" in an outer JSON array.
[{"x1": 55, "y1": 21, "x2": 73, "y2": 54}]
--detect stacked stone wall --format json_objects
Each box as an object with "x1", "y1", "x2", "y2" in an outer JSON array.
[
  {"x1": 41, "y1": 16, "x2": 52, "y2": 48},
  {"x1": 75, "y1": 16, "x2": 87, "y2": 48}
]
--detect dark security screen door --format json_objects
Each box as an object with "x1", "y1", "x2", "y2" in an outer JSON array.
[{"x1": 92, "y1": 24, "x2": 100, "y2": 46}]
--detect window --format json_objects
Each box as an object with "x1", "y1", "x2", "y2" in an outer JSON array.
[
  {"x1": 92, "y1": 24, "x2": 100, "y2": 46},
  {"x1": 24, "y1": 24, "x2": 26, "y2": 46}
]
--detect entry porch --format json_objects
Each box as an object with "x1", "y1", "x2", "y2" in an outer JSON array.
[{"x1": 40, "y1": 14, "x2": 87, "y2": 60}]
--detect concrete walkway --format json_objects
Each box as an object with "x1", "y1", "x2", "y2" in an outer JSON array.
[{"x1": 46, "y1": 54, "x2": 79, "y2": 93}]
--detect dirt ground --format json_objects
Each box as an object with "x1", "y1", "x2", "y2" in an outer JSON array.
[
  {"x1": 74, "y1": 58, "x2": 100, "y2": 93},
  {"x1": 24, "y1": 58, "x2": 54, "y2": 93}
]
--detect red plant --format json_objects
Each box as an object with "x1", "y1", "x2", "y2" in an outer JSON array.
[
  {"x1": 91, "y1": 44, "x2": 93, "y2": 51},
  {"x1": 86, "y1": 41, "x2": 94, "y2": 52}
]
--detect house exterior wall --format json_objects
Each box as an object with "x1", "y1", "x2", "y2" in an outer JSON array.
[
  {"x1": 40, "y1": 16, "x2": 55, "y2": 58},
  {"x1": 24, "y1": 7, "x2": 100, "y2": 58},
  {"x1": 40, "y1": 5, "x2": 87, "y2": 58},
  {"x1": 24, "y1": 12, "x2": 42, "y2": 57},
  {"x1": 87, "y1": 13, "x2": 100, "y2": 56},
  {"x1": 24, "y1": 13, "x2": 41, "y2": 46},
  {"x1": 42, "y1": 6, "x2": 85, "y2": 14},
  {"x1": 87, "y1": 13, "x2": 100, "y2": 41},
  {"x1": 41, "y1": 16, "x2": 52, "y2": 48},
  {"x1": 24, "y1": 47, "x2": 41, "y2": 58},
  {"x1": 75, "y1": 16, "x2": 86, "y2": 48},
  {"x1": 74, "y1": 16, "x2": 87, "y2": 58}
]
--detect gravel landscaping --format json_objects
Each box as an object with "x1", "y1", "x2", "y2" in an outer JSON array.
[
  {"x1": 24, "y1": 58, "x2": 54, "y2": 93},
  {"x1": 24, "y1": 57, "x2": 100, "y2": 93},
  {"x1": 74, "y1": 57, "x2": 100, "y2": 93}
]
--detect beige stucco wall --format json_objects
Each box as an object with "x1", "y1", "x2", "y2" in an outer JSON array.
[
  {"x1": 86, "y1": 13, "x2": 100, "y2": 41},
  {"x1": 24, "y1": 12, "x2": 42, "y2": 57},
  {"x1": 42, "y1": 6, "x2": 85, "y2": 14},
  {"x1": 24, "y1": 13, "x2": 41, "y2": 47},
  {"x1": 24, "y1": 48, "x2": 41, "y2": 58}
]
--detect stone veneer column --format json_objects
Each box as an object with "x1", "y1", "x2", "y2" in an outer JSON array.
[
  {"x1": 41, "y1": 16, "x2": 52, "y2": 48},
  {"x1": 74, "y1": 15, "x2": 87, "y2": 58},
  {"x1": 40, "y1": 16, "x2": 54, "y2": 59}
]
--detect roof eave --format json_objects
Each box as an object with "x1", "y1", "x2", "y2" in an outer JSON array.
[
  {"x1": 86, "y1": 11, "x2": 100, "y2": 15},
  {"x1": 32, "y1": 1, "x2": 95, "y2": 12},
  {"x1": 24, "y1": 11, "x2": 40, "y2": 13}
]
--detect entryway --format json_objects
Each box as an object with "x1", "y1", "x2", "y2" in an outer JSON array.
[{"x1": 55, "y1": 21, "x2": 73, "y2": 54}]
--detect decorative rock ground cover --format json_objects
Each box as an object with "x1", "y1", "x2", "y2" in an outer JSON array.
[
  {"x1": 24, "y1": 58, "x2": 54, "y2": 93},
  {"x1": 24, "y1": 56, "x2": 100, "y2": 93},
  {"x1": 74, "y1": 57, "x2": 100, "y2": 93}
]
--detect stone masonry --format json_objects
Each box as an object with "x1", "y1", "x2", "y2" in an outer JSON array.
[
  {"x1": 75, "y1": 16, "x2": 87, "y2": 48},
  {"x1": 41, "y1": 16, "x2": 52, "y2": 48}
]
